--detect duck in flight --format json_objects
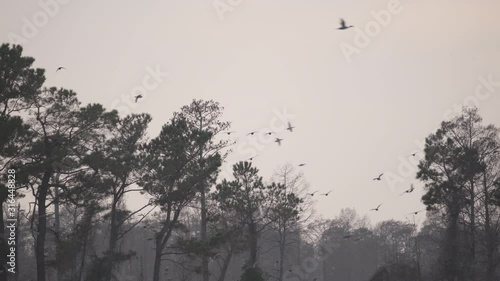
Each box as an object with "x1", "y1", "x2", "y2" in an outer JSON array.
[
  {"x1": 409, "y1": 152, "x2": 419, "y2": 157},
  {"x1": 265, "y1": 131, "x2": 274, "y2": 135},
  {"x1": 247, "y1": 131, "x2": 257, "y2": 136},
  {"x1": 408, "y1": 210, "x2": 425, "y2": 215},
  {"x1": 373, "y1": 173, "x2": 384, "y2": 181},
  {"x1": 400, "y1": 184, "x2": 415, "y2": 195},
  {"x1": 224, "y1": 131, "x2": 235, "y2": 135},
  {"x1": 370, "y1": 204, "x2": 382, "y2": 211},
  {"x1": 306, "y1": 191, "x2": 318, "y2": 196},
  {"x1": 337, "y1": 18, "x2": 354, "y2": 30},
  {"x1": 134, "y1": 95, "x2": 143, "y2": 103},
  {"x1": 56, "y1": 66, "x2": 66, "y2": 73},
  {"x1": 247, "y1": 155, "x2": 258, "y2": 161},
  {"x1": 275, "y1": 138, "x2": 283, "y2": 146},
  {"x1": 286, "y1": 122, "x2": 295, "y2": 132},
  {"x1": 320, "y1": 189, "x2": 334, "y2": 196},
  {"x1": 298, "y1": 163, "x2": 306, "y2": 167}
]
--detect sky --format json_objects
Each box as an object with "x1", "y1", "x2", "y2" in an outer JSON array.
[{"x1": 1, "y1": 0, "x2": 500, "y2": 226}]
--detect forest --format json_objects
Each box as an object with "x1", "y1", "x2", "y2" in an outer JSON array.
[{"x1": 1, "y1": 43, "x2": 500, "y2": 281}]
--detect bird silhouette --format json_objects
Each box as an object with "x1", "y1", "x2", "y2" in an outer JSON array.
[
  {"x1": 400, "y1": 184, "x2": 415, "y2": 195},
  {"x1": 343, "y1": 235, "x2": 353, "y2": 239},
  {"x1": 247, "y1": 131, "x2": 257, "y2": 136},
  {"x1": 224, "y1": 131, "x2": 235, "y2": 135},
  {"x1": 247, "y1": 155, "x2": 258, "y2": 161},
  {"x1": 134, "y1": 95, "x2": 143, "y2": 103},
  {"x1": 306, "y1": 191, "x2": 318, "y2": 196},
  {"x1": 408, "y1": 210, "x2": 425, "y2": 215},
  {"x1": 56, "y1": 66, "x2": 66, "y2": 72},
  {"x1": 409, "y1": 152, "x2": 419, "y2": 157},
  {"x1": 265, "y1": 131, "x2": 274, "y2": 135},
  {"x1": 275, "y1": 138, "x2": 283, "y2": 146},
  {"x1": 286, "y1": 122, "x2": 295, "y2": 132},
  {"x1": 320, "y1": 189, "x2": 333, "y2": 196},
  {"x1": 370, "y1": 204, "x2": 382, "y2": 211},
  {"x1": 338, "y1": 18, "x2": 354, "y2": 30},
  {"x1": 373, "y1": 173, "x2": 384, "y2": 181},
  {"x1": 298, "y1": 163, "x2": 306, "y2": 167}
]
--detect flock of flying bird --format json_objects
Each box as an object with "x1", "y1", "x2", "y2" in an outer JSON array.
[{"x1": 55, "y1": 19, "x2": 424, "y2": 279}]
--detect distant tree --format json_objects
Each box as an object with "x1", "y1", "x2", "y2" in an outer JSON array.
[
  {"x1": 214, "y1": 162, "x2": 281, "y2": 279},
  {"x1": 269, "y1": 164, "x2": 306, "y2": 281},
  {"x1": 374, "y1": 220, "x2": 417, "y2": 266},
  {"x1": 140, "y1": 116, "x2": 221, "y2": 281}
]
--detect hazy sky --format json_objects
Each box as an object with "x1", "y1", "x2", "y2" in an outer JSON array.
[{"x1": 2, "y1": 0, "x2": 500, "y2": 226}]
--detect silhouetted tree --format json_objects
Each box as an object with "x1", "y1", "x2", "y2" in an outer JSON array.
[
  {"x1": 141, "y1": 115, "x2": 221, "y2": 281},
  {"x1": 176, "y1": 99, "x2": 231, "y2": 281},
  {"x1": 0, "y1": 43, "x2": 44, "y2": 281}
]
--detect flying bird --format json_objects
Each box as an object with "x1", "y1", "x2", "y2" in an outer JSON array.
[
  {"x1": 400, "y1": 184, "x2": 415, "y2": 195},
  {"x1": 275, "y1": 138, "x2": 283, "y2": 146},
  {"x1": 408, "y1": 210, "x2": 425, "y2": 215},
  {"x1": 320, "y1": 189, "x2": 334, "y2": 196},
  {"x1": 343, "y1": 235, "x2": 353, "y2": 239},
  {"x1": 286, "y1": 122, "x2": 295, "y2": 132},
  {"x1": 337, "y1": 18, "x2": 354, "y2": 30},
  {"x1": 247, "y1": 131, "x2": 257, "y2": 136},
  {"x1": 247, "y1": 155, "x2": 258, "y2": 161},
  {"x1": 373, "y1": 173, "x2": 384, "y2": 181},
  {"x1": 56, "y1": 66, "x2": 66, "y2": 72},
  {"x1": 306, "y1": 191, "x2": 318, "y2": 196},
  {"x1": 224, "y1": 131, "x2": 235, "y2": 135},
  {"x1": 265, "y1": 131, "x2": 274, "y2": 135},
  {"x1": 370, "y1": 204, "x2": 382, "y2": 211},
  {"x1": 409, "y1": 152, "x2": 419, "y2": 157},
  {"x1": 134, "y1": 95, "x2": 143, "y2": 103},
  {"x1": 298, "y1": 163, "x2": 306, "y2": 167}
]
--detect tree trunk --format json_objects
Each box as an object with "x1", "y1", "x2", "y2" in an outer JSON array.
[
  {"x1": 152, "y1": 240, "x2": 163, "y2": 281},
  {"x1": 444, "y1": 204, "x2": 460, "y2": 281},
  {"x1": 483, "y1": 173, "x2": 496, "y2": 281},
  {"x1": 54, "y1": 173, "x2": 62, "y2": 281},
  {"x1": 248, "y1": 222, "x2": 258, "y2": 265},
  {"x1": 201, "y1": 187, "x2": 209, "y2": 281},
  {"x1": 36, "y1": 171, "x2": 52, "y2": 281},
  {"x1": 469, "y1": 180, "x2": 476, "y2": 281},
  {"x1": 104, "y1": 193, "x2": 119, "y2": 281},
  {"x1": 152, "y1": 209, "x2": 180, "y2": 281},
  {"x1": 278, "y1": 231, "x2": 286, "y2": 281},
  {"x1": 217, "y1": 247, "x2": 234, "y2": 281}
]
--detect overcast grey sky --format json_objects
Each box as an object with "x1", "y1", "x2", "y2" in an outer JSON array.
[{"x1": 2, "y1": 0, "x2": 500, "y2": 225}]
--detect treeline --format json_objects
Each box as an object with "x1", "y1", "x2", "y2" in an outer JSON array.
[{"x1": 1, "y1": 43, "x2": 500, "y2": 281}]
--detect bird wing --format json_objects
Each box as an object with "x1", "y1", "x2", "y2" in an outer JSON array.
[
  {"x1": 340, "y1": 18, "x2": 346, "y2": 27},
  {"x1": 379, "y1": 173, "x2": 384, "y2": 178}
]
